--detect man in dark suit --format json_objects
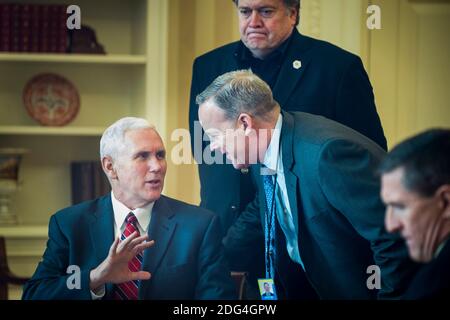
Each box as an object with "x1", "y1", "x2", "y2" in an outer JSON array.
[
  {"x1": 22, "y1": 117, "x2": 236, "y2": 300},
  {"x1": 380, "y1": 129, "x2": 450, "y2": 299},
  {"x1": 196, "y1": 70, "x2": 417, "y2": 299},
  {"x1": 189, "y1": 0, "x2": 386, "y2": 276}
]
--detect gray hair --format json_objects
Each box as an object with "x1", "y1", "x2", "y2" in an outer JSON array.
[
  {"x1": 196, "y1": 70, "x2": 278, "y2": 121},
  {"x1": 100, "y1": 117, "x2": 155, "y2": 161},
  {"x1": 232, "y1": 0, "x2": 301, "y2": 26}
]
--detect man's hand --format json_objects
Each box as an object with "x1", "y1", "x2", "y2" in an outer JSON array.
[{"x1": 89, "y1": 232, "x2": 155, "y2": 291}]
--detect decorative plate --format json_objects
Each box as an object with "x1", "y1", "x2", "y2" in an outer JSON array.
[{"x1": 23, "y1": 73, "x2": 80, "y2": 126}]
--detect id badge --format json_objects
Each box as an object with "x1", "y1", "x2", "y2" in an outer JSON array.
[{"x1": 258, "y1": 278, "x2": 278, "y2": 300}]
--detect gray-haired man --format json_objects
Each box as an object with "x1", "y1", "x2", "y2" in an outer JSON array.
[
  {"x1": 23, "y1": 117, "x2": 236, "y2": 300},
  {"x1": 197, "y1": 70, "x2": 417, "y2": 299}
]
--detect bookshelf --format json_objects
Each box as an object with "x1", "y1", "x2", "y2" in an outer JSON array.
[
  {"x1": 0, "y1": 53, "x2": 147, "y2": 64},
  {"x1": 0, "y1": 0, "x2": 168, "y2": 228},
  {"x1": 0, "y1": 125, "x2": 105, "y2": 136}
]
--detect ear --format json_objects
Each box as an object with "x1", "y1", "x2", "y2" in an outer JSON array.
[
  {"x1": 436, "y1": 184, "x2": 450, "y2": 218},
  {"x1": 288, "y1": 6, "x2": 298, "y2": 24},
  {"x1": 237, "y1": 113, "x2": 253, "y2": 135},
  {"x1": 101, "y1": 156, "x2": 118, "y2": 180}
]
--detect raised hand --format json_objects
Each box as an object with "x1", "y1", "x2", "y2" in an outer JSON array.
[{"x1": 89, "y1": 232, "x2": 155, "y2": 291}]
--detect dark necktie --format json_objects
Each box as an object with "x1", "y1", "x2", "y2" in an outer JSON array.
[{"x1": 114, "y1": 212, "x2": 143, "y2": 300}]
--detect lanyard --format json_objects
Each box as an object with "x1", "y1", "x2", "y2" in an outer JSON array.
[
  {"x1": 265, "y1": 132, "x2": 281, "y2": 279},
  {"x1": 265, "y1": 173, "x2": 277, "y2": 279}
]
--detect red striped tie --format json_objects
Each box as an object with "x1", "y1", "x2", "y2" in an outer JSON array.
[{"x1": 114, "y1": 212, "x2": 143, "y2": 300}]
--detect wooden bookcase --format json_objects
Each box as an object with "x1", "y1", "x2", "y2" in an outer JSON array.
[{"x1": 0, "y1": 0, "x2": 168, "y2": 226}]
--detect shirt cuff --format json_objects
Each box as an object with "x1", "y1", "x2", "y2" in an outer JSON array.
[{"x1": 90, "y1": 285, "x2": 106, "y2": 300}]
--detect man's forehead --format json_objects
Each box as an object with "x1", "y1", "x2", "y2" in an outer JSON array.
[
  {"x1": 124, "y1": 128, "x2": 164, "y2": 148},
  {"x1": 238, "y1": 0, "x2": 282, "y2": 8},
  {"x1": 381, "y1": 167, "x2": 413, "y2": 200},
  {"x1": 200, "y1": 101, "x2": 227, "y2": 123}
]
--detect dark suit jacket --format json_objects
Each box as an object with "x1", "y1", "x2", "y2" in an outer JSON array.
[
  {"x1": 189, "y1": 29, "x2": 387, "y2": 240},
  {"x1": 22, "y1": 195, "x2": 236, "y2": 300},
  {"x1": 225, "y1": 112, "x2": 418, "y2": 299},
  {"x1": 403, "y1": 241, "x2": 450, "y2": 299}
]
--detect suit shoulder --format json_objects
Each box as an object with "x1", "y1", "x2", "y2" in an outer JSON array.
[
  {"x1": 291, "y1": 112, "x2": 384, "y2": 154},
  {"x1": 194, "y1": 41, "x2": 239, "y2": 65},
  {"x1": 296, "y1": 34, "x2": 361, "y2": 72},
  {"x1": 52, "y1": 195, "x2": 108, "y2": 224},
  {"x1": 161, "y1": 195, "x2": 216, "y2": 221},
  {"x1": 304, "y1": 34, "x2": 359, "y2": 61}
]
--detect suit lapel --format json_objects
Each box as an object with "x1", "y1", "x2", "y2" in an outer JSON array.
[
  {"x1": 251, "y1": 164, "x2": 267, "y2": 224},
  {"x1": 89, "y1": 194, "x2": 115, "y2": 297},
  {"x1": 273, "y1": 30, "x2": 313, "y2": 108},
  {"x1": 281, "y1": 112, "x2": 300, "y2": 234},
  {"x1": 139, "y1": 196, "x2": 176, "y2": 299}
]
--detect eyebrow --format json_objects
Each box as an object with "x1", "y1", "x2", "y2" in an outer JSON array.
[
  {"x1": 238, "y1": 5, "x2": 276, "y2": 9},
  {"x1": 133, "y1": 149, "x2": 165, "y2": 157}
]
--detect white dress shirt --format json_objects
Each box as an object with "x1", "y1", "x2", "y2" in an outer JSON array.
[
  {"x1": 91, "y1": 191, "x2": 154, "y2": 299},
  {"x1": 262, "y1": 113, "x2": 304, "y2": 270}
]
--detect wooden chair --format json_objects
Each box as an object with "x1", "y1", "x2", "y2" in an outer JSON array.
[
  {"x1": 231, "y1": 271, "x2": 248, "y2": 300},
  {"x1": 0, "y1": 236, "x2": 29, "y2": 300}
]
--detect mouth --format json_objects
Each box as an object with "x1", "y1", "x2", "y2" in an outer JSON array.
[
  {"x1": 247, "y1": 31, "x2": 267, "y2": 38},
  {"x1": 403, "y1": 236, "x2": 413, "y2": 246},
  {"x1": 145, "y1": 179, "x2": 162, "y2": 188}
]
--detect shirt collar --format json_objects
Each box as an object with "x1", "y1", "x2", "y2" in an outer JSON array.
[
  {"x1": 263, "y1": 113, "x2": 283, "y2": 173},
  {"x1": 111, "y1": 191, "x2": 154, "y2": 233},
  {"x1": 434, "y1": 238, "x2": 449, "y2": 259}
]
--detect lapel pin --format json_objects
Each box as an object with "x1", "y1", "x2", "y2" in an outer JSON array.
[{"x1": 293, "y1": 60, "x2": 302, "y2": 70}]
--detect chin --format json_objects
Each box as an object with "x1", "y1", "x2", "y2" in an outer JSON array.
[
  {"x1": 144, "y1": 190, "x2": 163, "y2": 203},
  {"x1": 409, "y1": 247, "x2": 430, "y2": 263}
]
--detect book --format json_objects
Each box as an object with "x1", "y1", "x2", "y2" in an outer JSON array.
[
  {"x1": 71, "y1": 161, "x2": 111, "y2": 205},
  {"x1": 0, "y1": 4, "x2": 68, "y2": 53}
]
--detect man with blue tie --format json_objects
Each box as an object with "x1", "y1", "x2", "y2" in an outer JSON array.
[
  {"x1": 196, "y1": 70, "x2": 418, "y2": 299},
  {"x1": 22, "y1": 117, "x2": 235, "y2": 300}
]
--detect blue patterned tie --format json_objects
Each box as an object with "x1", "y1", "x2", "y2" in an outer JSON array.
[{"x1": 262, "y1": 166, "x2": 276, "y2": 279}]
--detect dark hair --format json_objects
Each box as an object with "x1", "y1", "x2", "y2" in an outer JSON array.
[
  {"x1": 379, "y1": 129, "x2": 450, "y2": 197},
  {"x1": 232, "y1": 0, "x2": 301, "y2": 26}
]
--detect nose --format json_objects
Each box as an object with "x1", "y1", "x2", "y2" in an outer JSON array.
[
  {"x1": 148, "y1": 156, "x2": 162, "y2": 173},
  {"x1": 385, "y1": 207, "x2": 402, "y2": 234},
  {"x1": 249, "y1": 10, "x2": 262, "y2": 27}
]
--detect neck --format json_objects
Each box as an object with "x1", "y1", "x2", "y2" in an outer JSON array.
[
  {"x1": 437, "y1": 222, "x2": 450, "y2": 253},
  {"x1": 257, "y1": 111, "x2": 280, "y2": 163},
  {"x1": 112, "y1": 189, "x2": 149, "y2": 210}
]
